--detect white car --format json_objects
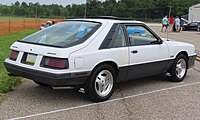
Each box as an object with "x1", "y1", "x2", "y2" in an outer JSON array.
[{"x1": 4, "y1": 17, "x2": 196, "y2": 102}]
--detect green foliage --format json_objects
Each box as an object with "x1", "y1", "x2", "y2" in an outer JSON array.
[
  {"x1": 0, "y1": 29, "x2": 38, "y2": 93},
  {"x1": 0, "y1": 74, "x2": 21, "y2": 93},
  {"x1": 0, "y1": 0, "x2": 200, "y2": 20}
]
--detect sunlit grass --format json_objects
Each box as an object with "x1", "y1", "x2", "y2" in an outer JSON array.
[{"x1": 0, "y1": 29, "x2": 38, "y2": 93}]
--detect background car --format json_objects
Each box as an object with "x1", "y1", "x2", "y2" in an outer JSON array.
[
  {"x1": 183, "y1": 22, "x2": 200, "y2": 31},
  {"x1": 4, "y1": 17, "x2": 196, "y2": 102}
]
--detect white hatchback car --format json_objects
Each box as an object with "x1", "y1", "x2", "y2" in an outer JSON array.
[{"x1": 4, "y1": 17, "x2": 196, "y2": 102}]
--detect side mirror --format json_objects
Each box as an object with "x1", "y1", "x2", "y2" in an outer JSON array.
[{"x1": 158, "y1": 39, "x2": 163, "y2": 44}]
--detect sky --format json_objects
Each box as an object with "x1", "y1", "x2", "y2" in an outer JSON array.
[{"x1": 0, "y1": 0, "x2": 91, "y2": 6}]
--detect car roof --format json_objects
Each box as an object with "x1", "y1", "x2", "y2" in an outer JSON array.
[{"x1": 64, "y1": 18, "x2": 144, "y2": 24}]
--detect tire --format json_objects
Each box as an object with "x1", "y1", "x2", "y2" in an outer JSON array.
[
  {"x1": 169, "y1": 54, "x2": 188, "y2": 82},
  {"x1": 85, "y1": 64, "x2": 116, "y2": 102},
  {"x1": 34, "y1": 81, "x2": 50, "y2": 87}
]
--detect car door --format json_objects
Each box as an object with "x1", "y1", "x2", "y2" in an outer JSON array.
[
  {"x1": 99, "y1": 24, "x2": 129, "y2": 82},
  {"x1": 124, "y1": 24, "x2": 169, "y2": 81}
]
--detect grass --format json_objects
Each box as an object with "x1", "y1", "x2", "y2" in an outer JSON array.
[
  {"x1": 0, "y1": 29, "x2": 38, "y2": 93},
  {"x1": 0, "y1": 16, "x2": 36, "y2": 22},
  {"x1": 0, "y1": 16, "x2": 49, "y2": 22}
]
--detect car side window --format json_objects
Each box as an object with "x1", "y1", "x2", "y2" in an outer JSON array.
[
  {"x1": 126, "y1": 25, "x2": 158, "y2": 46},
  {"x1": 190, "y1": 22, "x2": 197, "y2": 26},
  {"x1": 108, "y1": 25, "x2": 126, "y2": 48}
]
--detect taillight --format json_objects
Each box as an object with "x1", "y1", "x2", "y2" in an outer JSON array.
[
  {"x1": 9, "y1": 50, "x2": 19, "y2": 61},
  {"x1": 41, "y1": 57, "x2": 69, "y2": 69}
]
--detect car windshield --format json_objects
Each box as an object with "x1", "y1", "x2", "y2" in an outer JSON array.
[{"x1": 20, "y1": 21, "x2": 101, "y2": 47}]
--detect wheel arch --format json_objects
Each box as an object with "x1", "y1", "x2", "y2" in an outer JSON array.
[
  {"x1": 91, "y1": 61, "x2": 119, "y2": 75},
  {"x1": 175, "y1": 51, "x2": 189, "y2": 68},
  {"x1": 176, "y1": 51, "x2": 189, "y2": 59}
]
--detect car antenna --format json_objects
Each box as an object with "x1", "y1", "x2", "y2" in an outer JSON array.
[{"x1": 167, "y1": 6, "x2": 171, "y2": 41}]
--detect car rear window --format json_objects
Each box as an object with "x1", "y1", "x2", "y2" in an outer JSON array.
[{"x1": 20, "y1": 21, "x2": 101, "y2": 48}]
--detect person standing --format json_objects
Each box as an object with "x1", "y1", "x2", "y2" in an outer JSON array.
[
  {"x1": 52, "y1": 20, "x2": 56, "y2": 25},
  {"x1": 40, "y1": 22, "x2": 45, "y2": 30},
  {"x1": 161, "y1": 15, "x2": 168, "y2": 32},
  {"x1": 180, "y1": 19, "x2": 184, "y2": 31},
  {"x1": 175, "y1": 16, "x2": 180, "y2": 32},
  {"x1": 169, "y1": 16, "x2": 174, "y2": 32},
  {"x1": 46, "y1": 20, "x2": 52, "y2": 28}
]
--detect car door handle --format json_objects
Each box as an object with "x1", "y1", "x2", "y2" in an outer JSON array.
[{"x1": 131, "y1": 50, "x2": 138, "y2": 54}]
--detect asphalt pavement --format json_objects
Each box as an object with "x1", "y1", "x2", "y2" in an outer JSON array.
[{"x1": 0, "y1": 24, "x2": 200, "y2": 120}]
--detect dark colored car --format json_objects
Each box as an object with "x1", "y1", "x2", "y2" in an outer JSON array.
[{"x1": 183, "y1": 22, "x2": 200, "y2": 31}]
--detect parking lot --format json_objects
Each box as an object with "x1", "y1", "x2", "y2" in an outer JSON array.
[{"x1": 1, "y1": 24, "x2": 200, "y2": 120}]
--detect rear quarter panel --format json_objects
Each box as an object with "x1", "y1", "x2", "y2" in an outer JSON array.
[{"x1": 69, "y1": 21, "x2": 129, "y2": 73}]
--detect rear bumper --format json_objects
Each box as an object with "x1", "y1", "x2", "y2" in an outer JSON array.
[
  {"x1": 188, "y1": 55, "x2": 196, "y2": 69},
  {"x1": 4, "y1": 62, "x2": 90, "y2": 87}
]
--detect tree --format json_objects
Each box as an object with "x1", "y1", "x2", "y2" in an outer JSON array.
[
  {"x1": 21, "y1": 2, "x2": 28, "y2": 8},
  {"x1": 0, "y1": 5, "x2": 3, "y2": 15},
  {"x1": 87, "y1": 0, "x2": 100, "y2": 16},
  {"x1": 13, "y1": 6, "x2": 23, "y2": 16},
  {"x1": 1, "y1": 0, "x2": 200, "y2": 19},
  {"x1": 61, "y1": 8, "x2": 69, "y2": 17},
  {"x1": 2, "y1": 7, "x2": 10, "y2": 16},
  {"x1": 14, "y1": 1, "x2": 20, "y2": 7}
]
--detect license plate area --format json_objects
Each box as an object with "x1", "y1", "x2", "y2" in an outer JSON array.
[{"x1": 21, "y1": 53, "x2": 37, "y2": 65}]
